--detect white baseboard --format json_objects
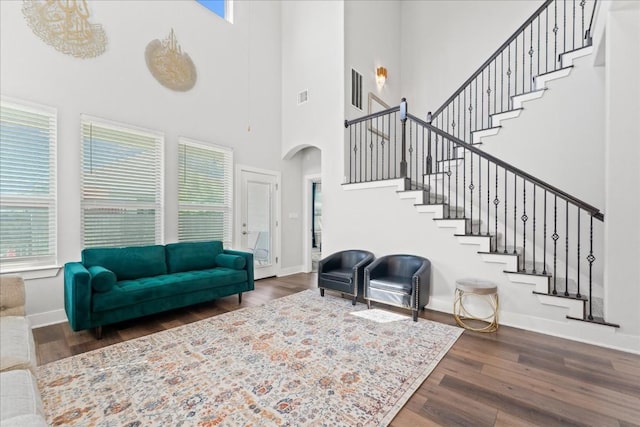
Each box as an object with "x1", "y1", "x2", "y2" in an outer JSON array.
[
  {"x1": 277, "y1": 265, "x2": 305, "y2": 277},
  {"x1": 27, "y1": 309, "x2": 66, "y2": 329},
  {"x1": 426, "y1": 296, "x2": 639, "y2": 354}
]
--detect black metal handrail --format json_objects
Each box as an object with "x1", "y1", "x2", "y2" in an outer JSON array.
[
  {"x1": 345, "y1": 105, "x2": 400, "y2": 128},
  {"x1": 408, "y1": 112, "x2": 604, "y2": 221},
  {"x1": 432, "y1": 0, "x2": 552, "y2": 119}
]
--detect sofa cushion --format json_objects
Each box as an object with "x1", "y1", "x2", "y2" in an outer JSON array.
[
  {"x1": 0, "y1": 317, "x2": 36, "y2": 373},
  {"x1": 215, "y1": 253, "x2": 246, "y2": 270},
  {"x1": 82, "y1": 245, "x2": 167, "y2": 281},
  {"x1": 0, "y1": 370, "x2": 44, "y2": 422},
  {"x1": 165, "y1": 241, "x2": 223, "y2": 274},
  {"x1": 88, "y1": 266, "x2": 116, "y2": 293},
  {"x1": 92, "y1": 268, "x2": 247, "y2": 312}
]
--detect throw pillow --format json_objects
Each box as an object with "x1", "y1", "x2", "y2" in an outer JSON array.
[{"x1": 88, "y1": 266, "x2": 116, "y2": 293}]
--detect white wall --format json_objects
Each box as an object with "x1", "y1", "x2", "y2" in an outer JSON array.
[
  {"x1": 603, "y1": 1, "x2": 640, "y2": 337},
  {"x1": 300, "y1": 147, "x2": 322, "y2": 176},
  {"x1": 400, "y1": 0, "x2": 541, "y2": 119},
  {"x1": 281, "y1": 1, "x2": 345, "y2": 160},
  {"x1": 344, "y1": 0, "x2": 402, "y2": 122},
  {"x1": 0, "y1": 0, "x2": 304, "y2": 324}
]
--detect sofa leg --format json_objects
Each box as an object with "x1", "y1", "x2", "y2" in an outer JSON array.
[
  {"x1": 320, "y1": 288, "x2": 324, "y2": 297},
  {"x1": 95, "y1": 326, "x2": 103, "y2": 340},
  {"x1": 412, "y1": 310, "x2": 418, "y2": 322},
  {"x1": 238, "y1": 293, "x2": 242, "y2": 304}
]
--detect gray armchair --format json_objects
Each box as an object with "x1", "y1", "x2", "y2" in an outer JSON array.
[
  {"x1": 365, "y1": 254, "x2": 431, "y2": 321},
  {"x1": 318, "y1": 250, "x2": 375, "y2": 305}
]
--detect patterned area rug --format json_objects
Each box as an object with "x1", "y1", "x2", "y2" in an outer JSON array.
[{"x1": 37, "y1": 290, "x2": 462, "y2": 426}]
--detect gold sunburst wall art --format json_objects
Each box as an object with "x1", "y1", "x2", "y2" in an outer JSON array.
[
  {"x1": 145, "y1": 29, "x2": 197, "y2": 92},
  {"x1": 22, "y1": 0, "x2": 107, "y2": 59}
]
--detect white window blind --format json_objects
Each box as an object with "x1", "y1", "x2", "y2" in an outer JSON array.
[
  {"x1": 178, "y1": 138, "x2": 233, "y2": 245},
  {"x1": 0, "y1": 97, "x2": 57, "y2": 271},
  {"x1": 81, "y1": 116, "x2": 164, "y2": 248}
]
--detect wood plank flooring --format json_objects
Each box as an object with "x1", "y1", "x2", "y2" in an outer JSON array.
[{"x1": 33, "y1": 273, "x2": 640, "y2": 427}]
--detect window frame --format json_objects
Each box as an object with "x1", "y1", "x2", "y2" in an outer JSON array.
[
  {"x1": 80, "y1": 114, "x2": 165, "y2": 249},
  {"x1": 177, "y1": 137, "x2": 233, "y2": 246},
  {"x1": 0, "y1": 96, "x2": 58, "y2": 273}
]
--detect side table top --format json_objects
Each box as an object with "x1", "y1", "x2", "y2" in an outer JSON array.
[{"x1": 455, "y1": 278, "x2": 498, "y2": 295}]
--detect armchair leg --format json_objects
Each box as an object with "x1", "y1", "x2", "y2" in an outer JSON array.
[
  {"x1": 238, "y1": 292, "x2": 243, "y2": 304},
  {"x1": 320, "y1": 288, "x2": 325, "y2": 297},
  {"x1": 412, "y1": 310, "x2": 418, "y2": 322},
  {"x1": 367, "y1": 299, "x2": 371, "y2": 309},
  {"x1": 352, "y1": 296, "x2": 357, "y2": 306},
  {"x1": 95, "y1": 326, "x2": 103, "y2": 340}
]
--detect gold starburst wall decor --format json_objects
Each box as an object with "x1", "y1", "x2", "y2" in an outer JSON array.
[
  {"x1": 22, "y1": 0, "x2": 107, "y2": 59},
  {"x1": 145, "y1": 29, "x2": 197, "y2": 92}
]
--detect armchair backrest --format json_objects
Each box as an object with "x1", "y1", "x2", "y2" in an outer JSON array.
[
  {"x1": 384, "y1": 255, "x2": 428, "y2": 278},
  {"x1": 340, "y1": 250, "x2": 372, "y2": 268}
]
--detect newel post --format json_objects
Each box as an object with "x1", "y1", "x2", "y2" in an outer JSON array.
[{"x1": 400, "y1": 98, "x2": 408, "y2": 177}]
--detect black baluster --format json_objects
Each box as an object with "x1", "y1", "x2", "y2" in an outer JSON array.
[
  {"x1": 486, "y1": 158, "x2": 490, "y2": 236},
  {"x1": 455, "y1": 141, "x2": 459, "y2": 218},
  {"x1": 573, "y1": 0, "x2": 576, "y2": 50},
  {"x1": 577, "y1": 208, "x2": 581, "y2": 298},
  {"x1": 394, "y1": 112, "x2": 397, "y2": 178},
  {"x1": 533, "y1": 185, "x2": 537, "y2": 274},
  {"x1": 359, "y1": 121, "x2": 363, "y2": 182},
  {"x1": 475, "y1": 77, "x2": 478, "y2": 131},
  {"x1": 530, "y1": 24, "x2": 534, "y2": 92},
  {"x1": 553, "y1": 195, "x2": 558, "y2": 294},
  {"x1": 581, "y1": 0, "x2": 586, "y2": 47},
  {"x1": 501, "y1": 51, "x2": 504, "y2": 112},
  {"x1": 537, "y1": 16, "x2": 541, "y2": 77},
  {"x1": 546, "y1": 6, "x2": 550, "y2": 73},
  {"x1": 507, "y1": 45, "x2": 512, "y2": 108},
  {"x1": 381, "y1": 117, "x2": 386, "y2": 180},
  {"x1": 494, "y1": 165, "x2": 499, "y2": 245},
  {"x1": 479, "y1": 147, "x2": 482, "y2": 231},
  {"x1": 463, "y1": 146, "x2": 467, "y2": 218},
  {"x1": 364, "y1": 119, "x2": 368, "y2": 181},
  {"x1": 522, "y1": 28, "x2": 525, "y2": 94},
  {"x1": 522, "y1": 180, "x2": 527, "y2": 271},
  {"x1": 481, "y1": 69, "x2": 485, "y2": 129},
  {"x1": 588, "y1": 216, "x2": 594, "y2": 320},
  {"x1": 543, "y1": 191, "x2": 548, "y2": 274},
  {"x1": 565, "y1": 200, "x2": 569, "y2": 296},
  {"x1": 513, "y1": 174, "x2": 517, "y2": 255},
  {"x1": 447, "y1": 137, "x2": 452, "y2": 218},
  {"x1": 487, "y1": 66, "x2": 492, "y2": 126},
  {"x1": 421, "y1": 126, "x2": 424, "y2": 188},
  {"x1": 513, "y1": 37, "x2": 518, "y2": 96},
  {"x1": 470, "y1": 152, "x2": 474, "y2": 231},
  {"x1": 408, "y1": 121, "x2": 413, "y2": 188},
  {"x1": 504, "y1": 169, "x2": 508, "y2": 253},
  {"x1": 493, "y1": 60, "x2": 497, "y2": 116},
  {"x1": 564, "y1": 0, "x2": 567, "y2": 54},
  {"x1": 554, "y1": 0, "x2": 558, "y2": 70},
  {"x1": 426, "y1": 113, "x2": 432, "y2": 174}
]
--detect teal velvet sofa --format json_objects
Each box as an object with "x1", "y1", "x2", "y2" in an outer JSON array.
[{"x1": 64, "y1": 241, "x2": 253, "y2": 338}]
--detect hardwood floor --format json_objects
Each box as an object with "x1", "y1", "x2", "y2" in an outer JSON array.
[{"x1": 34, "y1": 273, "x2": 640, "y2": 427}]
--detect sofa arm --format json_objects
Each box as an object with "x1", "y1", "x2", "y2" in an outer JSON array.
[
  {"x1": 223, "y1": 250, "x2": 254, "y2": 290},
  {"x1": 64, "y1": 262, "x2": 93, "y2": 332},
  {"x1": 0, "y1": 276, "x2": 25, "y2": 317}
]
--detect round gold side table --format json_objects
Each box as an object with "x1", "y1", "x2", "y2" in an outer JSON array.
[{"x1": 453, "y1": 278, "x2": 499, "y2": 332}]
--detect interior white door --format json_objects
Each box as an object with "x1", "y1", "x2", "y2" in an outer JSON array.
[{"x1": 239, "y1": 170, "x2": 278, "y2": 279}]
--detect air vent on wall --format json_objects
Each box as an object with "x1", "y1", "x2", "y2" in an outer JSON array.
[
  {"x1": 351, "y1": 68, "x2": 363, "y2": 110},
  {"x1": 297, "y1": 89, "x2": 309, "y2": 105}
]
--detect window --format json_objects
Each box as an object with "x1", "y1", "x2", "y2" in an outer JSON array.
[
  {"x1": 351, "y1": 68, "x2": 363, "y2": 110},
  {"x1": 80, "y1": 116, "x2": 164, "y2": 248},
  {"x1": 178, "y1": 138, "x2": 233, "y2": 245},
  {"x1": 196, "y1": 0, "x2": 233, "y2": 23},
  {"x1": 0, "y1": 97, "x2": 57, "y2": 271}
]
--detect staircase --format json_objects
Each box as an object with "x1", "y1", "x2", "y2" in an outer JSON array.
[{"x1": 343, "y1": 0, "x2": 619, "y2": 328}]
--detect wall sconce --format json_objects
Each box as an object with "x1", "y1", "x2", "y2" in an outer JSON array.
[{"x1": 376, "y1": 66, "x2": 387, "y2": 86}]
